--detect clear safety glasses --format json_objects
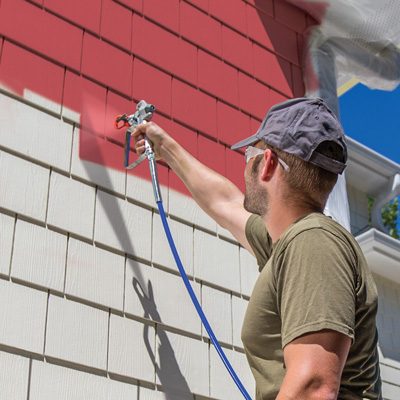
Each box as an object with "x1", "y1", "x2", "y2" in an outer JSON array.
[{"x1": 245, "y1": 146, "x2": 290, "y2": 172}]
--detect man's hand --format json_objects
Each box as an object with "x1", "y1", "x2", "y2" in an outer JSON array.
[
  {"x1": 132, "y1": 122, "x2": 172, "y2": 161},
  {"x1": 277, "y1": 330, "x2": 351, "y2": 400}
]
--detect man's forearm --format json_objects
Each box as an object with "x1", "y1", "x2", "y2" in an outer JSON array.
[{"x1": 159, "y1": 136, "x2": 245, "y2": 227}]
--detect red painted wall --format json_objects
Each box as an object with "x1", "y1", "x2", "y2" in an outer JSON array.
[{"x1": 0, "y1": 0, "x2": 313, "y2": 194}]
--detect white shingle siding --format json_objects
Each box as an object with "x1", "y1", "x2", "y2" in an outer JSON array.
[
  {"x1": 124, "y1": 259, "x2": 202, "y2": 336},
  {"x1": 347, "y1": 184, "x2": 370, "y2": 235},
  {"x1": 0, "y1": 150, "x2": 50, "y2": 222},
  {"x1": 202, "y1": 284, "x2": 232, "y2": 345},
  {"x1": 0, "y1": 212, "x2": 15, "y2": 276},
  {"x1": 11, "y1": 219, "x2": 67, "y2": 292},
  {"x1": 29, "y1": 360, "x2": 139, "y2": 400},
  {"x1": 0, "y1": 351, "x2": 30, "y2": 400},
  {"x1": 209, "y1": 346, "x2": 255, "y2": 400},
  {"x1": 232, "y1": 295, "x2": 249, "y2": 349},
  {"x1": 45, "y1": 295, "x2": 109, "y2": 371},
  {"x1": 194, "y1": 228, "x2": 241, "y2": 293},
  {"x1": 239, "y1": 246, "x2": 259, "y2": 298},
  {"x1": 169, "y1": 190, "x2": 217, "y2": 232},
  {"x1": 127, "y1": 169, "x2": 169, "y2": 211},
  {"x1": 152, "y1": 213, "x2": 194, "y2": 276},
  {"x1": 108, "y1": 314, "x2": 156, "y2": 383},
  {"x1": 155, "y1": 328, "x2": 209, "y2": 397},
  {"x1": 65, "y1": 238, "x2": 125, "y2": 311},
  {"x1": 71, "y1": 128, "x2": 126, "y2": 196},
  {"x1": 94, "y1": 189, "x2": 152, "y2": 261},
  {"x1": 0, "y1": 279, "x2": 47, "y2": 354},
  {"x1": 0, "y1": 93, "x2": 73, "y2": 173},
  {"x1": 47, "y1": 172, "x2": 96, "y2": 240}
]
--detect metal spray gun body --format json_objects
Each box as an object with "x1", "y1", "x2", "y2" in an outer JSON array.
[{"x1": 115, "y1": 100, "x2": 162, "y2": 203}]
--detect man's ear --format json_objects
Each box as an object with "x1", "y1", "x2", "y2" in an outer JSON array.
[{"x1": 260, "y1": 149, "x2": 278, "y2": 181}]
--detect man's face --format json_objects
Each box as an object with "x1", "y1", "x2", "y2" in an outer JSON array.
[{"x1": 243, "y1": 143, "x2": 270, "y2": 217}]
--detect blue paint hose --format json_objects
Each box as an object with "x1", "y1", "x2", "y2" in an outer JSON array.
[
  {"x1": 118, "y1": 99, "x2": 251, "y2": 398},
  {"x1": 149, "y1": 154, "x2": 252, "y2": 399}
]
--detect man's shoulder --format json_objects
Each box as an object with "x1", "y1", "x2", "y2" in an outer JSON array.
[{"x1": 278, "y1": 213, "x2": 358, "y2": 254}]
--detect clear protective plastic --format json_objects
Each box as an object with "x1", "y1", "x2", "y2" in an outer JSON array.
[
  {"x1": 290, "y1": 0, "x2": 400, "y2": 90},
  {"x1": 287, "y1": 0, "x2": 400, "y2": 231}
]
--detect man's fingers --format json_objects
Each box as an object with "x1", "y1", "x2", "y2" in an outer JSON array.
[
  {"x1": 135, "y1": 138, "x2": 146, "y2": 155},
  {"x1": 132, "y1": 123, "x2": 147, "y2": 138},
  {"x1": 133, "y1": 133, "x2": 144, "y2": 144}
]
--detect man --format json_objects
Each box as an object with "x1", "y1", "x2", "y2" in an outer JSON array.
[{"x1": 133, "y1": 97, "x2": 382, "y2": 399}]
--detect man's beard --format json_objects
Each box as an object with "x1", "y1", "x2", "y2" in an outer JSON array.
[{"x1": 244, "y1": 179, "x2": 270, "y2": 217}]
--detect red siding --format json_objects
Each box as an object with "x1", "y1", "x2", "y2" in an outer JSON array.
[
  {"x1": 247, "y1": 4, "x2": 299, "y2": 65},
  {"x1": 222, "y1": 26, "x2": 254, "y2": 75},
  {"x1": 104, "y1": 91, "x2": 136, "y2": 146},
  {"x1": 245, "y1": 0, "x2": 274, "y2": 16},
  {"x1": 43, "y1": 0, "x2": 102, "y2": 34},
  {"x1": 226, "y1": 147, "x2": 246, "y2": 194},
  {"x1": 81, "y1": 33, "x2": 133, "y2": 97},
  {"x1": 274, "y1": 0, "x2": 308, "y2": 33},
  {"x1": 184, "y1": 0, "x2": 209, "y2": 13},
  {"x1": 114, "y1": 0, "x2": 143, "y2": 13},
  {"x1": 180, "y1": 2, "x2": 222, "y2": 57},
  {"x1": 0, "y1": 0, "x2": 309, "y2": 197},
  {"x1": 209, "y1": 0, "x2": 247, "y2": 33},
  {"x1": 153, "y1": 113, "x2": 198, "y2": 158},
  {"x1": 198, "y1": 50, "x2": 239, "y2": 107},
  {"x1": 132, "y1": 59, "x2": 172, "y2": 116},
  {"x1": 253, "y1": 44, "x2": 293, "y2": 96},
  {"x1": 198, "y1": 136, "x2": 226, "y2": 176},
  {"x1": 100, "y1": 0, "x2": 132, "y2": 51},
  {"x1": 143, "y1": 0, "x2": 180, "y2": 34},
  {"x1": 132, "y1": 14, "x2": 197, "y2": 86},
  {"x1": 63, "y1": 71, "x2": 107, "y2": 135},
  {"x1": 172, "y1": 79, "x2": 217, "y2": 138},
  {"x1": 217, "y1": 102, "x2": 251, "y2": 147},
  {"x1": 0, "y1": 0, "x2": 83, "y2": 71},
  {"x1": 0, "y1": 41, "x2": 64, "y2": 106},
  {"x1": 238, "y1": 72, "x2": 288, "y2": 119}
]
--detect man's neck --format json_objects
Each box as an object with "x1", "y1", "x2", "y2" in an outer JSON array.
[{"x1": 263, "y1": 203, "x2": 319, "y2": 243}]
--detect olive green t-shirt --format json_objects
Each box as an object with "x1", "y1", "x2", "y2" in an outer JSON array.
[{"x1": 242, "y1": 213, "x2": 382, "y2": 400}]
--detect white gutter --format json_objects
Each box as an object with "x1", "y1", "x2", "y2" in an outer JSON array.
[
  {"x1": 370, "y1": 174, "x2": 400, "y2": 234},
  {"x1": 345, "y1": 137, "x2": 400, "y2": 235},
  {"x1": 357, "y1": 228, "x2": 400, "y2": 283}
]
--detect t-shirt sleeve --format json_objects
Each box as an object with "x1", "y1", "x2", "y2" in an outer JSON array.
[
  {"x1": 276, "y1": 228, "x2": 356, "y2": 348},
  {"x1": 245, "y1": 214, "x2": 273, "y2": 271}
]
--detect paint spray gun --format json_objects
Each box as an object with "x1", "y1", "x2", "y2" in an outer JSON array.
[{"x1": 114, "y1": 100, "x2": 162, "y2": 202}]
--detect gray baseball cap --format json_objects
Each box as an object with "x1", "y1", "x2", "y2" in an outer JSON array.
[{"x1": 231, "y1": 97, "x2": 347, "y2": 174}]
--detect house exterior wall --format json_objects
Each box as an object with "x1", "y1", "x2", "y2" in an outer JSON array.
[
  {"x1": 347, "y1": 183, "x2": 400, "y2": 399},
  {"x1": 0, "y1": 0, "x2": 307, "y2": 398},
  {"x1": 347, "y1": 184, "x2": 370, "y2": 236},
  {"x1": 0, "y1": 0, "x2": 398, "y2": 398}
]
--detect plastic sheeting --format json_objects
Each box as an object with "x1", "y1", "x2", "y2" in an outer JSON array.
[
  {"x1": 290, "y1": 0, "x2": 400, "y2": 91},
  {"x1": 286, "y1": 0, "x2": 400, "y2": 231}
]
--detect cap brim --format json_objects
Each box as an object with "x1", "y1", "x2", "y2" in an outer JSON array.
[{"x1": 230, "y1": 134, "x2": 259, "y2": 150}]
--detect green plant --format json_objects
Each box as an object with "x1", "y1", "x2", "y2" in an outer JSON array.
[{"x1": 368, "y1": 196, "x2": 399, "y2": 239}]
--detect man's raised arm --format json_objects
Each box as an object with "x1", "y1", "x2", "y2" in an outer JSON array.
[{"x1": 133, "y1": 122, "x2": 253, "y2": 254}]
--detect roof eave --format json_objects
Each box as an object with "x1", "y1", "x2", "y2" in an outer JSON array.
[{"x1": 356, "y1": 228, "x2": 400, "y2": 283}]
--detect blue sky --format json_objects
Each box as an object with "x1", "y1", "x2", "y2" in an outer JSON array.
[
  {"x1": 339, "y1": 84, "x2": 400, "y2": 230},
  {"x1": 339, "y1": 84, "x2": 400, "y2": 165}
]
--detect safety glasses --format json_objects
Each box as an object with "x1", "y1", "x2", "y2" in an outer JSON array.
[{"x1": 245, "y1": 146, "x2": 290, "y2": 171}]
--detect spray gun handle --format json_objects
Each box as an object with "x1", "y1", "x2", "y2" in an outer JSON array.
[{"x1": 119, "y1": 100, "x2": 155, "y2": 169}]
